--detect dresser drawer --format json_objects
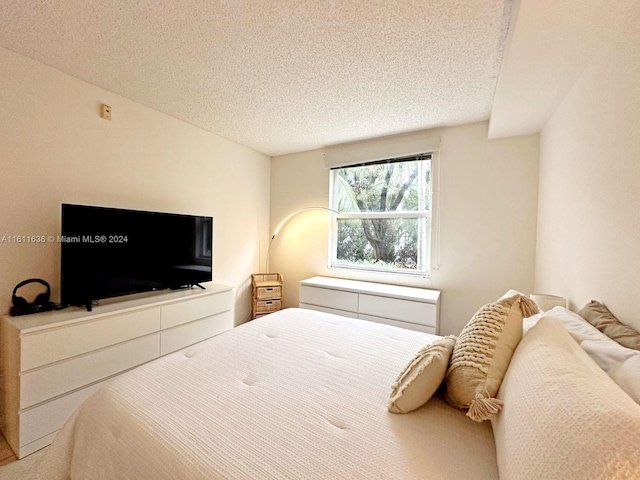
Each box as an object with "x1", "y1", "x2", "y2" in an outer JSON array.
[
  {"x1": 359, "y1": 294, "x2": 436, "y2": 327},
  {"x1": 299, "y1": 285, "x2": 358, "y2": 312},
  {"x1": 18, "y1": 432, "x2": 57, "y2": 459},
  {"x1": 161, "y1": 289, "x2": 233, "y2": 329},
  {"x1": 299, "y1": 303, "x2": 359, "y2": 319},
  {"x1": 160, "y1": 311, "x2": 233, "y2": 355},
  {"x1": 21, "y1": 308, "x2": 160, "y2": 371},
  {"x1": 358, "y1": 313, "x2": 437, "y2": 334},
  {"x1": 20, "y1": 333, "x2": 160, "y2": 409},
  {"x1": 20, "y1": 379, "x2": 108, "y2": 448}
]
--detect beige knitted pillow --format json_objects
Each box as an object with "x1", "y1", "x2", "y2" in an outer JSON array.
[
  {"x1": 444, "y1": 291, "x2": 538, "y2": 422},
  {"x1": 388, "y1": 336, "x2": 457, "y2": 414},
  {"x1": 578, "y1": 300, "x2": 640, "y2": 351}
]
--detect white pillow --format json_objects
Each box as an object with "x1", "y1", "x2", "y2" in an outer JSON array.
[
  {"x1": 523, "y1": 306, "x2": 609, "y2": 342},
  {"x1": 580, "y1": 339, "x2": 640, "y2": 404},
  {"x1": 524, "y1": 306, "x2": 640, "y2": 404},
  {"x1": 493, "y1": 317, "x2": 640, "y2": 479},
  {"x1": 608, "y1": 356, "x2": 640, "y2": 404}
]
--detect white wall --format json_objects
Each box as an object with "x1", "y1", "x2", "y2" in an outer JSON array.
[
  {"x1": 535, "y1": 10, "x2": 640, "y2": 331},
  {"x1": 0, "y1": 47, "x2": 271, "y2": 324},
  {"x1": 270, "y1": 122, "x2": 539, "y2": 335}
]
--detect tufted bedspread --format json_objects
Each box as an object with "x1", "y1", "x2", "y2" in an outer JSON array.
[{"x1": 33, "y1": 308, "x2": 498, "y2": 480}]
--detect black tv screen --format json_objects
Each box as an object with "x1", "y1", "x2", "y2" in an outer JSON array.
[{"x1": 61, "y1": 204, "x2": 212, "y2": 308}]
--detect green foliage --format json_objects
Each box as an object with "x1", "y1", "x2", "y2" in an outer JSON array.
[
  {"x1": 336, "y1": 162, "x2": 419, "y2": 213},
  {"x1": 336, "y1": 218, "x2": 419, "y2": 270},
  {"x1": 333, "y1": 159, "x2": 430, "y2": 271}
]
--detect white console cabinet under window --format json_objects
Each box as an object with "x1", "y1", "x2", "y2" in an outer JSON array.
[
  {"x1": 299, "y1": 277, "x2": 440, "y2": 334},
  {"x1": 0, "y1": 283, "x2": 234, "y2": 458}
]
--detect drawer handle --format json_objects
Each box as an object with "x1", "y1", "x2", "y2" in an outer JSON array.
[
  {"x1": 265, "y1": 301, "x2": 273, "y2": 305},
  {"x1": 265, "y1": 288, "x2": 273, "y2": 292}
]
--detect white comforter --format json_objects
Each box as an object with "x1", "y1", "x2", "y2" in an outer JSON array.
[{"x1": 34, "y1": 308, "x2": 498, "y2": 479}]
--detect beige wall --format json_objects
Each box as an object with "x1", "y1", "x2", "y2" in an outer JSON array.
[
  {"x1": 535, "y1": 13, "x2": 640, "y2": 331},
  {"x1": 0, "y1": 47, "x2": 271, "y2": 324},
  {"x1": 270, "y1": 122, "x2": 539, "y2": 335}
]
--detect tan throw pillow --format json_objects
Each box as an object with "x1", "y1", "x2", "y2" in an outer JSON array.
[
  {"x1": 492, "y1": 317, "x2": 640, "y2": 479},
  {"x1": 444, "y1": 291, "x2": 538, "y2": 422},
  {"x1": 578, "y1": 300, "x2": 640, "y2": 351},
  {"x1": 388, "y1": 336, "x2": 457, "y2": 414}
]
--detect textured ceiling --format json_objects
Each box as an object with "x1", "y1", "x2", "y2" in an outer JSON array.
[
  {"x1": 0, "y1": 0, "x2": 514, "y2": 156},
  {"x1": 490, "y1": 0, "x2": 640, "y2": 139}
]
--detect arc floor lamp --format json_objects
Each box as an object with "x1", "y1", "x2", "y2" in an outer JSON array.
[{"x1": 265, "y1": 206, "x2": 339, "y2": 272}]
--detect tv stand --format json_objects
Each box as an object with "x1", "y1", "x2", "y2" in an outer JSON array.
[
  {"x1": 193, "y1": 283, "x2": 206, "y2": 290},
  {"x1": 1, "y1": 282, "x2": 234, "y2": 458}
]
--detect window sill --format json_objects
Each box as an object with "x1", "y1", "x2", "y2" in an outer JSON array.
[{"x1": 329, "y1": 263, "x2": 430, "y2": 280}]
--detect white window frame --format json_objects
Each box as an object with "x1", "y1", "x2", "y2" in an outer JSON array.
[{"x1": 328, "y1": 152, "x2": 438, "y2": 277}]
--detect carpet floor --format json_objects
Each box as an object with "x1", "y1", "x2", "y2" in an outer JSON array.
[{"x1": 0, "y1": 448, "x2": 46, "y2": 480}]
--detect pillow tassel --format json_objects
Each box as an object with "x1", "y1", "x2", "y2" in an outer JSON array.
[
  {"x1": 466, "y1": 392, "x2": 503, "y2": 422},
  {"x1": 519, "y1": 296, "x2": 540, "y2": 318}
]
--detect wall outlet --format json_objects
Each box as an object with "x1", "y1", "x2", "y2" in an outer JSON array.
[{"x1": 100, "y1": 104, "x2": 112, "y2": 120}]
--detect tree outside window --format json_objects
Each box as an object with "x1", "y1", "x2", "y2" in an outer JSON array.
[{"x1": 330, "y1": 154, "x2": 432, "y2": 275}]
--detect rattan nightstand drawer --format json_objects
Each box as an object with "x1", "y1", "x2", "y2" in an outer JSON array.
[
  {"x1": 255, "y1": 286, "x2": 282, "y2": 300},
  {"x1": 254, "y1": 299, "x2": 282, "y2": 314}
]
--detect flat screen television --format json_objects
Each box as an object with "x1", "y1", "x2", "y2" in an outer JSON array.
[{"x1": 61, "y1": 204, "x2": 213, "y2": 310}]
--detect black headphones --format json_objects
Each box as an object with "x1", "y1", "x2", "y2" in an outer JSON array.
[{"x1": 10, "y1": 279, "x2": 55, "y2": 316}]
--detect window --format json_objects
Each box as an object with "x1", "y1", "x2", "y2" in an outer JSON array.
[
  {"x1": 329, "y1": 153, "x2": 435, "y2": 276},
  {"x1": 195, "y1": 217, "x2": 212, "y2": 263}
]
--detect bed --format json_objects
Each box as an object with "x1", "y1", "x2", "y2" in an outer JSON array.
[{"x1": 33, "y1": 306, "x2": 640, "y2": 480}]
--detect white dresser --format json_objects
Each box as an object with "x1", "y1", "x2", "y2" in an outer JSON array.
[
  {"x1": 299, "y1": 277, "x2": 440, "y2": 334},
  {"x1": 0, "y1": 283, "x2": 234, "y2": 458}
]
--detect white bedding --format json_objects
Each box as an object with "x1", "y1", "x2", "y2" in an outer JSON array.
[{"x1": 34, "y1": 308, "x2": 498, "y2": 480}]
